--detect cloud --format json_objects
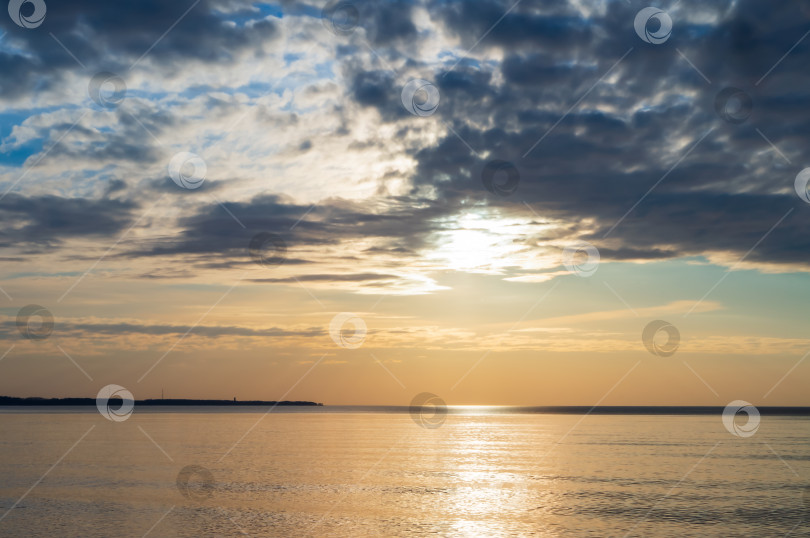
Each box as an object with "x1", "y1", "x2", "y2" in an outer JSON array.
[
  {"x1": 0, "y1": 0, "x2": 281, "y2": 100},
  {"x1": 386, "y1": 0, "x2": 810, "y2": 272},
  {"x1": 0, "y1": 193, "x2": 137, "y2": 247},
  {"x1": 249, "y1": 272, "x2": 400, "y2": 283},
  {"x1": 0, "y1": 317, "x2": 323, "y2": 339},
  {"x1": 2, "y1": 0, "x2": 810, "y2": 291}
]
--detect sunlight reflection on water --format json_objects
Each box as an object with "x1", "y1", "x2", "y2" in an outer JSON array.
[{"x1": 0, "y1": 412, "x2": 807, "y2": 537}]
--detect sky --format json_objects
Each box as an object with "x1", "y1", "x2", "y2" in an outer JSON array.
[{"x1": 1, "y1": 0, "x2": 809, "y2": 406}]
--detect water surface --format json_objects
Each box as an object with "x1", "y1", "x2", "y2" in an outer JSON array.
[{"x1": 0, "y1": 409, "x2": 807, "y2": 536}]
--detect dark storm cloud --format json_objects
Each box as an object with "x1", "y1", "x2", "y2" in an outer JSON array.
[
  {"x1": 352, "y1": 0, "x2": 418, "y2": 46},
  {"x1": 0, "y1": 0, "x2": 279, "y2": 99},
  {"x1": 115, "y1": 0, "x2": 810, "y2": 274},
  {"x1": 6, "y1": 0, "x2": 810, "y2": 276},
  {"x1": 432, "y1": 0, "x2": 594, "y2": 49},
  {"x1": 351, "y1": 70, "x2": 397, "y2": 110},
  {"x1": 0, "y1": 194, "x2": 137, "y2": 247},
  {"x1": 338, "y1": 0, "x2": 810, "y2": 268},
  {"x1": 124, "y1": 194, "x2": 452, "y2": 265},
  {"x1": 103, "y1": 179, "x2": 128, "y2": 197}
]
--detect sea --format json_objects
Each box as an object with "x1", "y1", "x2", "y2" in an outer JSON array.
[{"x1": 0, "y1": 407, "x2": 807, "y2": 537}]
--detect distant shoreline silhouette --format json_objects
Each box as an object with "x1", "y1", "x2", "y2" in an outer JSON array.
[
  {"x1": 2, "y1": 398, "x2": 810, "y2": 414},
  {"x1": 0, "y1": 396, "x2": 323, "y2": 406}
]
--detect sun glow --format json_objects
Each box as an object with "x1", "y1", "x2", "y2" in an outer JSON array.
[{"x1": 428, "y1": 209, "x2": 561, "y2": 275}]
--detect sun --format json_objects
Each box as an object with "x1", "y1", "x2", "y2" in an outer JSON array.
[{"x1": 428, "y1": 208, "x2": 560, "y2": 275}]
